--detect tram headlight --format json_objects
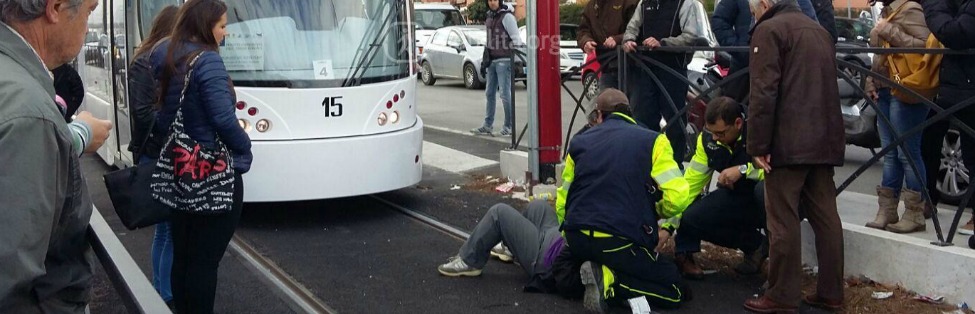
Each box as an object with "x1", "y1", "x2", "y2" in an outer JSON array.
[
  {"x1": 238, "y1": 119, "x2": 251, "y2": 131},
  {"x1": 378, "y1": 112, "x2": 388, "y2": 126},
  {"x1": 256, "y1": 119, "x2": 271, "y2": 132},
  {"x1": 390, "y1": 111, "x2": 400, "y2": 124}
]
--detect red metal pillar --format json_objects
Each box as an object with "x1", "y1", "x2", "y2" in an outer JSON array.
[{"x1": 535, "y1": 0, "x2": 561, "y2": 180}]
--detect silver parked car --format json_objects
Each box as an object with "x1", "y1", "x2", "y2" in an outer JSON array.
[{"x1": 419, "y1": 26, "x2": 526, "y2": 89}]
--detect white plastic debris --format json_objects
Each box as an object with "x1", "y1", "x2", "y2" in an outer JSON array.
[
  {"x1": 871, "y1": 291, "x2": 893, "y2": 300},
  {"x1": 450, "y1": 185, "x2": 461, "y2": 190},
  {"x1": 627, "y1": 296, "x2": 653, "y2": 314}
]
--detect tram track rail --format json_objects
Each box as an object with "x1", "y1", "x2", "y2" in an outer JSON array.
[
  {"x1": 228, "y1": 235, "x2": 337, "y2": 314},
  {"x1": 228, "y1": 194, "x2": 474, "y2": 314}
]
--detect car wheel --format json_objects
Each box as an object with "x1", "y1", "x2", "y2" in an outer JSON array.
[
  {"x1": 937, "y1": 129, "x2": 969, "y2": 205},
  {"x1": 839, "y1": 59, "x2": 866, "y2": 88},
  {"x1": 464, "y1": 63, "x2": 483, "y2": 89},
  {"x1": 421, "y1": 62, "x2": 437, "y2": 86},
  {"x1": 582, "y1": 72, "x2": 599, "y2": 101}
]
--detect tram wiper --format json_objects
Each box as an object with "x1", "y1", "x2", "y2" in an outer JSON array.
[{"x1": 342, "y1": 0, "x2": 401, "y2": 87}]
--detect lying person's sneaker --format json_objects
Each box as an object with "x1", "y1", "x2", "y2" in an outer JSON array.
[
  {"x1": 960, "y1": 218, "x2": 975, "y2": 235},
  {"x1": 470, "y1": 126, "x2": 494, "y2": 136},
  {"x1": 580, "y1": 261, "x2": 609, "y2": 313},
  {"x1": 499, "y1": 127, "x2": 512, "y2": 136},
  {"x1": 490, "y1": 243, "x2": 514, "y2": 262},
  {"x1": 675, "y1": 253, "x2": 704, "y2": 280},
  {"x1": 438, "y1": 256, "x2": 482, "y2": 277}
]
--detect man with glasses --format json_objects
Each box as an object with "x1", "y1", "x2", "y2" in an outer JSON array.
[{"x1": 673, "y1": 97, "x2": 768, "y2": 280}]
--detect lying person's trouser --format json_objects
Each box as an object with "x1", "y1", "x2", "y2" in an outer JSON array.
[{"x1": 458, "y1": 201, "x2": 561, "y2": 276}]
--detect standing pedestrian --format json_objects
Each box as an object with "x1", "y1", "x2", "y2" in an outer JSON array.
[
  {"x1": 743, "y1": 0, "x2": 846, "y2": 312},
  {"x1": 128, "y1": 4, "x2": 178, "y2": 308},
  {"x1": 471, "y1": 0, "x2": 524, "y2": 137},
  {"x1": 622, "y1": 0, "x2": 706, "y2": 162},
  {"x1": 864, "y1": 0, "x2": 932, "y2": 234},
  {"x1": 149, "y1": 0, "x2": 252, "y2": 312},
  {"x1": 0, "y1": 0, "x2": 104, "y2": 312},
  {"x1": 922, "y1": 0, "x2": 975, "y2": 234},
  {"x1": 577, "y1": 0, "x2": 639, "y2": 90}
]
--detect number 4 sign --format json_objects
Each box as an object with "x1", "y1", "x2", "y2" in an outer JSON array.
[{"x1": 314, "y1": 60, "x2": 335, "y2": 80}]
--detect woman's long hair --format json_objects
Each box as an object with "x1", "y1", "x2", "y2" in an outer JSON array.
[
  {"x1": 158, "y1": 0, "x2": 227, "y2": 108},
  {"x1": 132, "y1": 5, "x2": 178, "y2": 61}
]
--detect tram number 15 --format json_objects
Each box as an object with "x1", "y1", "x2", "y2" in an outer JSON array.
[{"x1": 322, "y1": 96, "x2": 343, "y2": 117}]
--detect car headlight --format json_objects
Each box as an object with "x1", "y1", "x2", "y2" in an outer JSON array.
[{"x1": 560, "y1": 52, "x2": 569, "y2": 59}]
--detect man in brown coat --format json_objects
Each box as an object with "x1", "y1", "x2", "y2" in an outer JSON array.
[
  {"x1": 577, "y1": 0, "x2": 638, "y2": 90},
  {"x1": 743, "y1": 0, "x2": 846, "y2": 312}
]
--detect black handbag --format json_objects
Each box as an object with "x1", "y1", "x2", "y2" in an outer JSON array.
[
  {"x1": 103, "y1": 98, "x2": 171, "y2": 230},
  {"x1": 103, "y1": 155, "x2": 171, "y2": 230},
  {"x1": 150, "y1": 52, "x2": 236, "y2": 214}
]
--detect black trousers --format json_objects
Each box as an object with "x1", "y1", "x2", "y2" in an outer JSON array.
[
  {"x1": 675, "y1": 182, "x2": 766, "y2": 254},
  {"x1": 170, "y1": 173, "x2": 244, "y2": 314},
  {"x1": 627, "y1": 63, "x2": 689, "y2": 163},
  {"x1": 565, "y1": 231, "x2": 684, "y2": 309}
]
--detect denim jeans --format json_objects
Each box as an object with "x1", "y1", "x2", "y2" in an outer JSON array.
[
  {"x1": 877, "y1": 88, "x2": 930, "y2": 192},
  {"x1": 140, "y1": 156, "x2": 172, "y2": 302},
  {"x1": 483, "y1": 58, "x2": 513, "y2": 131}
]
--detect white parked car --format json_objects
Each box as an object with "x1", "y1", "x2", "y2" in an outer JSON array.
[
  {"x1": 414, "y1": 3, "x2": 466, "y2": 57},
  {"x1": 519, "y1": 23, "x2": 585, "y2": 77}
]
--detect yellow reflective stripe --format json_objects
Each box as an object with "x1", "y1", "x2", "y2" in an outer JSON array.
[
  {"x1": 640, "y1": 246, "x2": 658, "y2": 262},
  {"x1": 618, "y1": 283, "x2": 683, "y2": 303},
  {"x1": 746, "y1": 163, "x2": 765, "y2": 181},
  {"x1": 651, "y1": 135, "x2": 692, "y2": 219},
  {"x1": 611, "y1": 112, "x2": 638, "y2": 124},
  {"x1": 685, "y1": 133, "x2": 712, "y2": 200},
  {"x1": 556, "y1": 155, "x2": 576, "y2": 225},
  {"x1": 688, "y1": 160, "x2": 710, "y2": 174},
  {"x1": 602, "y1": 243, "x2": 634, "y2": 253},
  {"x1": 602, "y1": 265, "x2": 616, "y2": 299},
  {"x1": 580, "y1": 230, "x2": 615, "y2": 238},
  {"x1": 654, "y1": 168, "x2": 683, "y2": 185}
]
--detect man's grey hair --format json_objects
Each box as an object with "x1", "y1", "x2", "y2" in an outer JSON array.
[
  {"x1": 0, "y1": 0, "x2": 85, "y2": 24},
  {"x1": 747, "y1": 0, "x2": 783, "y2": 10}
]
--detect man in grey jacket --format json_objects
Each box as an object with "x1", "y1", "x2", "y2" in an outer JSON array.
[
  {"x1": 621, "y1": 0, "x2": 706, "y2": 163},
  {"x1": 0, "y1": 0, "x2": 102, "y2": 312}
]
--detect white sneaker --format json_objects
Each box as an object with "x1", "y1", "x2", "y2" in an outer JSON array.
[
  {"x1": 438, "y1": 256, "x2": 482, "y2": 277},
  {"x1": 959, "y1": 218, "x2": 974, "y2": 235},
  {"x1": 490, "y1": 243, "x2": 514, "y2": 263}
]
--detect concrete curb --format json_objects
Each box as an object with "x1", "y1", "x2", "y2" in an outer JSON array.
[{"x1": 801, "y1": 192, "x2": 975, "y2": 305}]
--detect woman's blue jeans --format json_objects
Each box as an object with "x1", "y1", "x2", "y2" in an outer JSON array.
[
  {"x1": 141, "y1": 156, "x2": 172, "y2": 302},
  {"x1": 877, "y1": 88, "x2": 930, "y2": 193}
]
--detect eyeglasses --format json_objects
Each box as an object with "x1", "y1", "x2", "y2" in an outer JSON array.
[{"x1": 706, "y1": 125, "x2": 733, "y2": 138}]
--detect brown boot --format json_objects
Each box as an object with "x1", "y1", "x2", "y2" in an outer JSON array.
[
  {"x1": 675, "y1": 253, "x2": 704, "y2": 280},
  {"x1": 886, "y1": 189, "x2": 927, "y2": 233},
  {"x1": 866, "y1": 186, "x2": 899, "y2": 229}
]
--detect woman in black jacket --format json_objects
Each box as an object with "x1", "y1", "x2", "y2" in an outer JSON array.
[
  {"x1": 150, "y1": 0, "x2": 252, "y2": 312},
  {"x1": 921, "y1": 0, "x2": 975, "y2": 235},
  {"x1": 127, "y1": 5, "x2": 179, "y2": 308}
]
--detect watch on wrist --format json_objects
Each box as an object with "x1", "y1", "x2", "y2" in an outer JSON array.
[{"x1": 738, "y1": 164, "x2": 748, "y2": 175}]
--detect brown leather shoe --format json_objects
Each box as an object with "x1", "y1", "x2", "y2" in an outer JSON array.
[
  {"x1": 675, "y1": 253, "x2": 704, "y2": 280},
  {"x1": 743, "y1": 296, "x2": 797, "y2": 313},
  {"x1": 803, "y1": 294, "x2": 843, "y2": 311}
]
